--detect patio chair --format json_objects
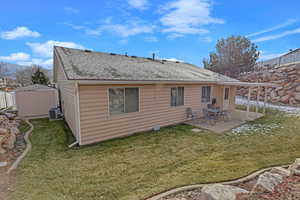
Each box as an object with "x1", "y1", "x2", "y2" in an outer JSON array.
[
  {"x1": 219, "y1": 110, "x2": 230, "y2": 122},
  {"x1": 202, "y1": 108, "x2": 216, "y2": 125},
  {"x1": 186, "y1": 107, "x2": 196, "y2": 120}
]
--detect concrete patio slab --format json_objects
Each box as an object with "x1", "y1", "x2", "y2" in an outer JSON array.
[{"x1": 185, "y1": 110, "x2": 264, "y2": 133}]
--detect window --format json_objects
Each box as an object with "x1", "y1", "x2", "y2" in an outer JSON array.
[
  {"x1": 201, "y1": 86, "x2": 211, "y2": 103},
  {"x1": 224, "y1": 88, "x2": 229, "y2": 100},
  {"x1": 109, "y1": 88, "x2": 139, "y2": 115},
  {"x1": 171, "y1": 87, "x2": 184, "y2": 106}
]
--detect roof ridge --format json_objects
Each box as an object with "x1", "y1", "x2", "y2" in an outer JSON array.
[
  {"x1": 55, "y1": 46, "x2": 191, "y2": 65},
  {"x1": 54, "y1": 46, "x2": 238, "y2": 82}
]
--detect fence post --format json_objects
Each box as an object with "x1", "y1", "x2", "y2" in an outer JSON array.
[{"x1": 4, "y1": 91, "x2": 7, "y2": 108}]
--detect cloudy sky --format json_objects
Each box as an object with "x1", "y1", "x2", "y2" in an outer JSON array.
[{"x1": 1, "y1": 0, "x2": 300, "y2": 68}]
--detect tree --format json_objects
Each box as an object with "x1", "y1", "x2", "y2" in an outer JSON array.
[
  {"x1": 16, "y1": 65, "x2": 50, "y2": 86},
  {"x1": 16, "y1": 67, "x2": 34, "y2": 86},
  {"x1": 203, "y1": 36, "x2": 259, "y2": 78},
  {"x1": 31, "y1": 66, "x2": 49, "y2": 85}
]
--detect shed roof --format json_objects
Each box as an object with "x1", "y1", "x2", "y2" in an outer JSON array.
[
  {"x1": 54, "y1": 46, "x2": 239, "y2": 83},
  {"x1": 15, "y1": 84, "x2": 56, "y2": 92}
]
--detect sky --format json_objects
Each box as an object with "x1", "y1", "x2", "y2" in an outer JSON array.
[{"x1": 1, "y1": 0, "x2": 300, "y2": 69}]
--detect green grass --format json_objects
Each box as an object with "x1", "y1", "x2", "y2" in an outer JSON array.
[
  {"x1": 11, "y1": 111, "x2": 300, "y2": 200},
  {"x1": 18, "y1": 120, "x2": 31, "y2": 133}
]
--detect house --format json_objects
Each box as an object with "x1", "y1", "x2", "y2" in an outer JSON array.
[
  {"x1": 53, "y1": 46, "x2": 273, "y2": 145},
  {"x1": 256, "y1": 48, "x2": 300, "y2": 68}
]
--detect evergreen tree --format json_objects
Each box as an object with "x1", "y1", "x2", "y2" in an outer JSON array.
[
  {"x1": 31, "y1": 67, "x2": 49, "y2": 85},
  {"x1": 203, "y1": 36, "x2": 259, "y2": 78}
]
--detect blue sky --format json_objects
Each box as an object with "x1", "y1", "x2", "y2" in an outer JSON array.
[{"x1": 1, "y1": 0, "x2": 300, "y2": 69}]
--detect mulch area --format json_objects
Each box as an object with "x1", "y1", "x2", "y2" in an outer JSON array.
[
  {"x1": 0, "y1": 130, "x2": 26, "y2": 200},
  {"x1": 162, "y1": 175, "x2": 300, "y2": 200},
  {"x1": 237, "y1": 175, "x2": 300, "y2": 200}
]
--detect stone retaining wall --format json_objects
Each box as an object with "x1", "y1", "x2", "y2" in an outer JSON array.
[{"x1": 237, "y1": 62, "x2": 300, "y2": 105}]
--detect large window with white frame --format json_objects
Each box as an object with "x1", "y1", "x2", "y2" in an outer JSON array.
[
  {"x1": 201, "y1": 86, "x2": 211, "y2": 103},
  {"x1": 170, "y1": 87, "x2": 184, "y2": 107},
  {"x1": 109, "y1": 88, "x2": 139, "y2": 115}
]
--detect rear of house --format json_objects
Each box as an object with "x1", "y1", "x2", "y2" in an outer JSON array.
[{"x1": 53, "y1": 46, "x2": 239, "y2": 145}]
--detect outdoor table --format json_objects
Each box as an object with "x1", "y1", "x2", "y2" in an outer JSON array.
[{"x1": 207, "y1": 108, "x2": 221, "y2": 119}]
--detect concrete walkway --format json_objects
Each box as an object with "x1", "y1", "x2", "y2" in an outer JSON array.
[{"x1": 236, "y1": 96, "x2": 300, "y2": 113}]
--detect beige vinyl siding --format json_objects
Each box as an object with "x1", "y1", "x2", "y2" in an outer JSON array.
[
  {"x1": 59, "y1": 82, "x2": 79, "y2": 140},
  {"x1": 78, "y1": 84, "x2": 236, "y2": 145},
  {"x1": 55, "y1": 54, "x2": 80, "y2": 141}
]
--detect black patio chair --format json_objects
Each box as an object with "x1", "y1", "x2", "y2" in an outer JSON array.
[
  {"x1": 186, "y1": 107, "x2": 196, "y2": 120},
  {"x1": 203, "y1": 108, "x2": 216, "y2": 125}
]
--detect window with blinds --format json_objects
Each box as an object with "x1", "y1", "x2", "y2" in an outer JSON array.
[
  {"x1": 109, "y1": 88, "x2": 139, "y2": 115},
  {"x1": 170, "y1": 87, "x2": 184, "y2": 107}
]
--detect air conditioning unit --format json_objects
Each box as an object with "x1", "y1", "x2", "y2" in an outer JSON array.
[
  {"x1": 49, "y1": 107, "x2": 63, "y2": 120},
  {"x1": 153, "y1": 125, "x2": 160, "y2": 131}
]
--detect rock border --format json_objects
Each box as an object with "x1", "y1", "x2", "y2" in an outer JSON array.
[
  {"x1": 146, "y1": 164, "x2": 290, "y2": 200},
  {"x1": 6, "y1": 120, "x2": 33, "y2": 174}
]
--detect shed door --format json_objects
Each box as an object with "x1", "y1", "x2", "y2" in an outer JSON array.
[
  {"x1": 223, "y1": 87, "x2": 230, "y2": 110},
  {"x1": 17, "y1": 90, "x2": 57, "y2": 117}
]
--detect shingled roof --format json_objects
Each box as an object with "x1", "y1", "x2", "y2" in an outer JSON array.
[{"x1": 54, "y1": 46, "x2": 238, "y2": 83}]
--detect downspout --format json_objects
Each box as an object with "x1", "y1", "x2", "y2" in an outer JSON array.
[{"x1": 68, "y1": 141, "x2": 78, "y2": 148}]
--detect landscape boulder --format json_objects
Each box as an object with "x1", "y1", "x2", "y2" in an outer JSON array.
[
  {"x1": 280, "y1": 95, "x2": 291, "y2": 103},
  {"x1": 4, "y1": 132, "x2": 16, "y2": 149},
  {"x1": 4, "y1": 112, "x2": 16, "y2": 120},
  {"x1": 294, "y1": 93, "x2": 300, "y2": 101},
  {"x1": 289, "y1": 158, "x2": 300, "y2": 176},
  {"x1": 0, "y1": 135, "x2": 7, "y2": 154},
  {"x1": 201, "y1": 184, "x2": 248, "y2": 200},
  {"x1": 0, "y1": 128, "x2": 9, "y2": 135},
  {"x1": 270, "y1": 167, "x2": 291, "y2": 177},
  {"x1": 10, "y1": 127, "x2": 20, "y2": 135},
  {"x1": 296, "y1": 85, "x2": 300, "y2": 92},
  {"x1": 251, "y1": 171, "x2": 284, "y2": 193}
]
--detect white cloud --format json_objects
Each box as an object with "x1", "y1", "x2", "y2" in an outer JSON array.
[
  {"x1": 252, "y1": 27, "x2": 300, "y2": 43},
  {"x1": 160, "y1": 0, "x2": 224, "y2": 37},
  {"x1": 0, "y1": 52, "x2": 30, "y2": 61},
  {"x1": 246, "y1": 19, "x2": 297, "y2": 38},
  {"x1": 199, "y1": 36, "x2": 213, "y2": 43},
  {"x1": 17, "y1": 58, "x2": 53, "y2": 68},
  {"x1": 63, "y1": 22, "x2": 85, "y2": 30},
  {"x1": 64, "y1": 7, "x2": 79, "y2": 14},
  {"x1": 103, "y1": 22, "x2": 155, "y2": 37},
  {"x1": 26, "y1": 40, "x2": 85, "y2": 57},
  {"x1": 128, "y1": 0, "x2": 149, "y2": 10},
  {"x1": 167, "y1": 33, "x2": 184, "y2": 39},
  {"x1": 0, "y1": 27, "x2": 40, "y2": 40},
  {"x1": 144, "y1": 36, "x2": 158, "y2": 42},
  {"x1": 66, "y1": 19, "x2": 155, "y2": 38},
  {"x1": 83, "y1": 20, "x2": 155, "y2": 37},
  {"x1": 162, "y1": 58, "x2": 184, "y2": 62}
]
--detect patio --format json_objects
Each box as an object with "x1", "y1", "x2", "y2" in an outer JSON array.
[{"x1": 185, "y1": 109, "x2": 264, "y2": 133}]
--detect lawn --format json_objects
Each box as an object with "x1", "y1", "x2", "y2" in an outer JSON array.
[{"x1": 11, "y1": 110, "x2": 300, "y2": 200}]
